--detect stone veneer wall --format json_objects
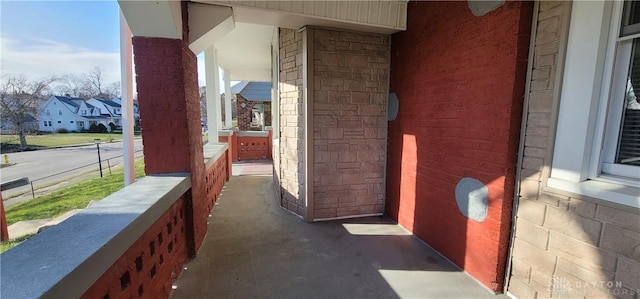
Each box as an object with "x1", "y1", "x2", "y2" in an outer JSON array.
[
  {"x1": 278, "y1": 28, "x2": 305, "y2": 216},
  {"x1": 312, "y1": 28, "x2": 389, "y2": 219},
  {"x1": 508, "y1": 2, "x2": 640, "y2": 298}
]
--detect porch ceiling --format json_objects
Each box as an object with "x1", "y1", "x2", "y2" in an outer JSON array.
[
  {"x1": 212, "y1": 22, "x2": 274, "y2": 82},
  {"x1": 193, "y1": 0, "x2": 407, "y2": 34}
]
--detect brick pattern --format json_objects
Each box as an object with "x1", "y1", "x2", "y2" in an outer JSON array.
[
  {"x1": 205, "y1": 151, "x2": 229, "y2": 212},
  {"x1": 508, "y1": 2, "x2": 640, "y2": 298},
  {"x1": 81, "y1": 195, "x2": 190, "y2": 299},
  {"x1": 133, "y1": 36, "x2": 208, "y2": 254},
  {"x1": 219, "y1": 132, "x2": 239, "y2": 162},
  {"x1": 237, "y1": 135, "x2": 271, "y2": 161},
  {"x1": 236, "y1": 95, "x2": 273, "y2": 131},
  {"x1": 386, "y1": 1, "x2": 532, "y2": 292},
  {"x1": 236, "y1": 95, "x2": 255, "y2": 131},
  {"x1": 133, "y1": 37, "x2": 194, "y2": 175},
  {"x1": 278, "y1": 28, "x2": 305, "y2": 216},
  {"x1": 312, "y1": 28, "x2": 389, "y2": 219}
]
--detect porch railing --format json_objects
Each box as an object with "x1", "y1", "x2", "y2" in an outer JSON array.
[{"x1": 0, "y1": 145, "x2": 229, "y2": 298}]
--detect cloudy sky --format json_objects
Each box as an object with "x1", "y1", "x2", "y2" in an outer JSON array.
[
  {"x1": 1, "y1": 0, "x2": 209, "y2": 87},
  {"x1": 1, "y1": 1, "x2": 122, "y2": 83}
]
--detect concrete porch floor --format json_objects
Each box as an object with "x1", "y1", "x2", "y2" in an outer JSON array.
[{"x1": 171, "y1": 161, "x2": 506, "y2": 298}]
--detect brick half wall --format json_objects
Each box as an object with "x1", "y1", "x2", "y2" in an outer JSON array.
[{"x1": 386, "y1": 1, "x2": 532, "y2": 291}]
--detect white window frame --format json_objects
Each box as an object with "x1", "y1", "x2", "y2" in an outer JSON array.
[{"x1": 547, "y1": 0, "x2": 640, "y2": 208}]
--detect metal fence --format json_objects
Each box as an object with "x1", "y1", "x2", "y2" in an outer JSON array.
[{"x1": 5, "y1": 150, "x2": 144, "y2": 200}]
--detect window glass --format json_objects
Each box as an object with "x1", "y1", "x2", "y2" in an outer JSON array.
[
  {"x1": 618, "y1": 39, "x2": 640, "y2": 166},
  {"x1": 622, "y1": 1, "x2": 640, "y2": 36}
]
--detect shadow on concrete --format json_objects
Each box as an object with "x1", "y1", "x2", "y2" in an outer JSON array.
[{"x1": 171, "y1": 174, "x2": 500, "y2": 298}]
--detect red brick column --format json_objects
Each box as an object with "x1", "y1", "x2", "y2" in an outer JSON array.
[
  {"x1": 236, "y1": 95, "x2": 254, "y2": 131},
  {"x1": 0, "y1": 193, "x2": 8, "y2": 241},
  {"x1": 133, "y1": 37, "x2": 207, "y2": 254}
]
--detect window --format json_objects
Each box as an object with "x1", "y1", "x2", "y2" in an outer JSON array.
[
  {"x1": 43, "y1": 121, "x2": 48, "y2": 127},
  {"x1": 82, "y1": 110, "x2": 87, "y2": 115},
  {"x1": 58, "y1": 110, "x2": 62, "y2": 116},
  {"x1": 57, "y1": 121, "x2": 61, "y2": 124},
  {"x1": 46, "y1": 109, "x2": 50, "y2": 116},
  {"x1": 548, "y1": 0, "x2": 639, "y2": 208},
  {"x1": 78, "y1": 121, "x2": 85, "y2": 127},
  {"x1": 600, "y1": 1, "x2": 640, "y2": 178},
  {"x1": 70, "y1": 121, "x2": 74, "y2": 124}
]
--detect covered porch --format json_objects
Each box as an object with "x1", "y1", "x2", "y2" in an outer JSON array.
[
  {"x1": 1, "y1": 1, "x2": 539, "y2": 297},
  {"x1": 172, "y1": 162, "x2": 500, "y2": 298}
]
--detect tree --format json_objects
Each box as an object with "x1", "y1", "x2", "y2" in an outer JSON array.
[
  {"x1": 0, "y1": 74, "x2": 56, "y2": 150},
  {"x1": 84, "y1": 66, "x2": 105, "y2": 98},
  {"x1": 199, "y1": 86, "x2": 207, "y2": 122},
  {"x1": 53, "y1": 74, "x2": 84, "y2": 98},
  {"x1": 51, "y1": 66, "x2": 121, "y2": 100}
]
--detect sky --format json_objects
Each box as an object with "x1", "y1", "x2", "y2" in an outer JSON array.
[
  {"x1": 1, "y1": 0, "x2": 209, "y2": 88},
  {"x1": 1, "y1": 1, "x2": 122, "y2": 84}
]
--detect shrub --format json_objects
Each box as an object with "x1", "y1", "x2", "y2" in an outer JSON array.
[
  {"x1": 97, "y1": 124, "x2": 108, "y2": 133},
  {"x1": 88, "y1": 124, "x2": 108, "y2": 133},
  {"x1": 55, "y1": 128, "x2": 68, "y2": 133}
]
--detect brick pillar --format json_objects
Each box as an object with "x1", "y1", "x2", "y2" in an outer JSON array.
[
  {"x1": 0, "y1": 193, "x2": 8, "y2": 241},
  {"x1": 236, "y1": 95, "x2": 254, "y2": 131},
  {"x1": 133, "y1": 37, "x2": 207, "y2": 254}
]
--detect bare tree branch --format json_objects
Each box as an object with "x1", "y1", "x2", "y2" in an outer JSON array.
[{"x1": 1, "y1": 74, "x2": 56, "y2": 150}]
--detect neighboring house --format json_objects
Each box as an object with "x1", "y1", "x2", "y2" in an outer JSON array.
[
  {"x1": 231, "y1": 81, "x2": 271, "y2": 131},
  {"x1": 38, "y1": 96, "x2": 87, "y2": 132},
  {"x1": 38, "y1": 96, "x2": 140, "y2": 132},
  {"x1": 86, "y1": 98, "x2": 122, "y2": 129},
  {"x1": 0, "y1": 113, "x2": 38, "y2": 134}
]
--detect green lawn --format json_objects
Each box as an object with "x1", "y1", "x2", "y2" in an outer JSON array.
[
  {"x1": 1, "y1": 133, "x2": 123, "y2": 149},
  {"x1": 4, "y1": 159, "x2": 145, "y2": 226},
  {"x1": 1, "y1": 159, "x2": 146, "y2": 252},
  {"x1": 0, "y1": 233, "x2": 35, "y2": 253}
]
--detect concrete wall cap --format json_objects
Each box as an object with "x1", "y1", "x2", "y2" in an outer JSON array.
[{"x1": 0, "y1": 174, "x2": 191, "y2": 299}]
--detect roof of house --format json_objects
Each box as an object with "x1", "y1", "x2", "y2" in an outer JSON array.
[
  {"x1": 82, "y1": 116, "x2": 109, "y2": 120},
  {"x1": 24, "y1": 114, "x2": 37, "y2": 122},
  {"x1": 54, "y1": 96, "x2": 84, "y2": 108},
  {"x1": 99, "y1": 99, "x2": 122, "y2": 108},
  {"x1": 231, "y1": 81, "x2": 271, "y2": 102}
]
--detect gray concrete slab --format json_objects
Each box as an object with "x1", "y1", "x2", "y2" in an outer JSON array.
[{"x1": 171, "y1": 175, "x2": 506, "y2": 299}]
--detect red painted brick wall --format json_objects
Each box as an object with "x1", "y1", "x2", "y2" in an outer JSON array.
[
  {"x1": 236, "y1": 95, "x2": 255, "y2": 131},
  {"x1": 386, "y1": 1, "x2": 532, "y2": 291},
  {"x1": 133, "y1": 37, "x2": 207, "y2": 253},
  {"x1": 82, "y1": 195, "x2": 190, "y2": 299}
]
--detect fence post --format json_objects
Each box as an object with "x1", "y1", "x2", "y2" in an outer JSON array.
[
  {"x1": 31, "y1": 181, "x2": 35, "y2": 199},
  {"x1": 107, "y1": 159, "x2": 112, "y2": 175}
]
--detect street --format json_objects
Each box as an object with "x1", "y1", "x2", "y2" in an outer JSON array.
[{"x1": 0, "y1": 139, "x2": 144, "y2": 201}]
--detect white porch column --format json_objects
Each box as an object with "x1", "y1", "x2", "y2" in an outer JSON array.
[
  {"x1": 119, "y1": 8, "x2": 135, "y2": 186},
  {"x1": 205, "y1": 46, "x2": 221, "y2": 143},
  {"x1": 223, "y1": 69, "x2": 232, "y2": 128}
]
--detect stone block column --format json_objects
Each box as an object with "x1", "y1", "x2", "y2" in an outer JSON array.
[{"x1": 132, "y1": 37, "x2": 207, "y2": 254}]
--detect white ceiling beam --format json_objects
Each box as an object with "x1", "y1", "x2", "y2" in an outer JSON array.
[
  {"x1": 188, "y1": 3, "x2": 235, "y2": 54},
  {"x1": 118, "y1": 0, "x2": 182, "y2": 39}
]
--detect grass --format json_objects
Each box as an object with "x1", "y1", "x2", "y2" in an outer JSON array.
[
  {"x1": 0, "y1": 233, "x2": 35, "y2": 253},
  {"x1": 4, "y1": 159, "x2": 146, "y2": 226},
  {"x1": 0, "y1": 133, "x2": 132, "y2": 154},
  {"x1": 0, "y1": 159, "x2": 146, "y2": 253}
]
